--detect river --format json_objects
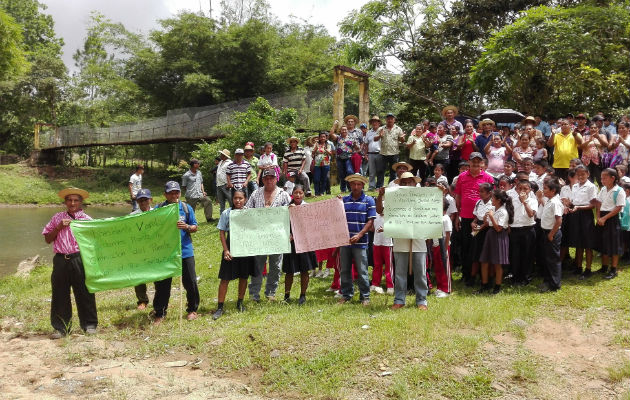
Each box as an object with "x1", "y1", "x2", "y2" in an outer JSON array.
[{"x1": 0, "y1": 205, "x2": 130, "y2": 277}]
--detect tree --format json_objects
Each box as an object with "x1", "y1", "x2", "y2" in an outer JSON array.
[
  {"x1": 0, "y1": 9, "x2": 28, "y2": 81},
  {"x1": 470, "y1": 4, "x2": 630, "y2": 116}
]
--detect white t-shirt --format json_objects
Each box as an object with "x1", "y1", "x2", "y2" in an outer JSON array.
[
  {"x1": 560, "y1": 185, "x2": 573, "y2": 202},
  {"x1": 284, "y1": 180, "x2": 295, "y2": 195},
  {"x1": 511, "y1": 194, "x2": 537, "y2": 227},
  {"x1": 473, "y1": 199, "x2": 493, "y2": 221},
  {"x1": 597, "y1": 185, "x2": 626, "y2": 212},
  {"x1": 433, "y1": 214, "x2": 453, "y2": 247},
  {"x1": 571, "y1": 180, "x2": 597, "y2": 206},
  {"x1": 445, "y1": 194, "x2": 457, "y2": 216},
  {"x1": 373, "y1": 214, "x2": 393, "y2": 247},
  {"x1": 540, "y1": 195, "x2": 564, "y2": 229},
  {"x1": 488, "y1": 205, "x2": 509, "y2": 228},
  {"x1": 129, "y1": 173, "x2": 142, "y2": 196}
]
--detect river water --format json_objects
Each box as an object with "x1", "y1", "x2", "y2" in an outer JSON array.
[{"x1": 0, "y1": 205, "x2": 130, "y2": 277}]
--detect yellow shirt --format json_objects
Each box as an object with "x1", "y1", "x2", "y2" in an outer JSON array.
[
  {"x1": 552, "y1": 132, "x2": 579, "y2": 168},
  {"x1": 406, "y1": 134, "x2": 427, "y2": 161}
]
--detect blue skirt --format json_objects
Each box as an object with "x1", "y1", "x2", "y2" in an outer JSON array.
[
  {"x1": 479, "y1": 229, "x2": 510, "y2": 265},
  {"x1": 595, "y1": 212, "x2": 623, "y2": 256},
  {"x1": 562, "y1": 209, "x2": 595, "y2": 248}
]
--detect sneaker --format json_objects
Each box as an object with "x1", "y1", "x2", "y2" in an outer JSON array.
[
  {"x1": 361, "y1": 299, "x2": 370, "y2": 306},
  {"x1": 578, "y1": 269, "x2": 592, "y2": 280},
  {"x1": 85, "y1": 326, "x2": 97, "y2": 335},
  {"x1": 598, "y1": 265, "x2": 609, "y2": 274},
  {"x1": 51, "y1": 330, "x2": 66, "y2": 340},
  {"x1": 333, "y1": 291, "x2": 343, "y2": 298},
  {"x1": 491, "y1": 285, "x2": 501, "y2": 295},
  {"x1": 187, "y1": 312, "x2": 198, "y2": 321},
  {"x1": 386, "y1": 288, "x2": 394, "y2": 295},
  {"x1": 212, "y1": 309, "x2": 224, "y2": 320},
  {"x1": 325, "y1": 287, "x2": 337, "y2": 292},
  {"x1": 137, "y1": 303, "x2": 147, "y2": 311},
  {"x1": 538, "y1": 283, "x2": 558, "y2": 293},
  {"x1": 153, "y1": 316, "x2": 164, "y2": 325},
  {"x1": 298, "y1": 295, "x2": 306, "y2": 305},
  {"x1": 434, "y1": 289, "x2": 449, "y2": 298},
  {"x1": 266, "y1": 295, "x2": 276, "y2": 302},
  {"x1": 391, "y1": 303, "x2": 404, "y2": 310},
  {"x1": 337, "y1": 298, "x2": 350, "y2": 304},
  {"x1": 237, "y1": 302, "x2": 246, "y2": 312},
  {"x1": 321, "y1": 269, "x2": 330, "y2": 278},
  {"x1": 313, "y1": 270, "x2": 321, "y2": 278},
  {"x1": 417, "y1": 304, "x2": 428, "y2": 310},
  {"x1": 604, "y1": 269, "x2": 618, "y2": 280},
  {"x1": 473, "y1": 284, "x2": 491, "y2": 295},
  {"x1": 370, "y1": 285, "x2": 377, "y2": 292},
  {"x1": 374, "y1": 286, "x2": 384, "y2": 294}
]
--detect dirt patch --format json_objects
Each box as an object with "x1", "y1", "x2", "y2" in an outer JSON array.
[{"x1": 0, "y1": 331, "x2": 267, "y2": 399}]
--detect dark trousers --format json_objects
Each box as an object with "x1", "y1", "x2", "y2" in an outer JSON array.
[
  {"x1": 337, "y1": 158, "x2": 354, "y2": 192},
  {"x1": 542, "y1": 229, "x2": 562, "y2": 289},
  {"x1": 534, "y1": 220, "x2": 547, "y2": 277},
  {"x1": 51, "y1": 253, "x2": 98, "y2": 333},
  {"x1": 381, "y1": 154, "x2": 399, "y2": 182},
  {"x1": 510, "y1": 226, "x2": 536, "y2": 284},
  {"x1": 153, "y1": 256, "x2": 200, "y2": 317},
  {"x1": 409, "y1": 159, "x2": 428, "y2": 182},
  {"x1": 588, "y1": 162, "x2": 602, "y2": 186},
  {"x1": 135, "y1": 284, "x2": 149, "y2": 305},
  {"x1": 555, "y1": 167, "x2": 568, "y2": 182},
  {"x1": 460, "y1": 218, "x2": 474, "y2": 282}
]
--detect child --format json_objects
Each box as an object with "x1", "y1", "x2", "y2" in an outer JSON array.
[
  {"x1": 351, "y1": 142, "x2": 363, "y2": 174},
  {"x1": 452, "y1": 161, "x2": 469, "y2": 186},
  {"x1": 433, "y1": 198, "x2": 453, "y2": 297},
  {"x1": 498, "y1": 175, "x2": 513, "y2": 192},
  {"x1": 509, "y1": 180, "x2": 537, "y2": 285},
  {"x1": 595, "y1": 168, "x2": 626, "y2": 279},
  {"x1": 433, "y1": 164, "x2": 448, "y2": 187},
  {"x1": 559, "y1": 168, "x2": 577, "y2": 269},
  {"x1": 257, "y1": 142, "x2": 280, "y2": 183},
  {"x1": 477, "y1": 190, "x2": 513, "y2": 294},
  {"x1": 522, "y1": 157, "x2": 534, "y2": 179},
  {"x1": 620, "y1": 183, "x2": 630, "y2": 261},
  {"x1": 503, "y1": 160, "x2": 517, "y2": 180},
  {"x1": 371, "y1": 208, "x2": 394, "y2": 294},
  {"x1": 283, "y1": 185, "x2": 318, "y2": 304},
  {"x1": 615, "y1": 164, "x2": 630, "y2": 185},
  {"x1": 566, "y1": 165, "x2": 597, "y2": 279},
  {"x1": 426, "y1": 123, "x2": 440, "y2": 166},
  {"x1": 213, "y1": 189, "x2": 258, "y2": 319},
  {"x1": 538, "y1": 178, "x2": 564, "y2": 292},
  {"x1": 532, "y1": 138, "x2": 548, "y2": 162},
  {"x1": 532, "y1": 159, "x2": 548, "y2": 190},
  {"x1": 284, "y1": 172, "x2": 296, "y2": 195},
  {"x1": 470, "y1": 183, "x2": 494, "y2": 284}
]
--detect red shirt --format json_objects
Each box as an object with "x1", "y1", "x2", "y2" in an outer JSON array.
[
  {"x1": 459, "y1": 133, "x2": 477, "y2": 160},
  {"x1": 454, "y1": 170, "x2": 495, "y2": 218}
]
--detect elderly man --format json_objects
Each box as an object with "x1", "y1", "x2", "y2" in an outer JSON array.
[
  {"x1": 226, "y1": 148, "x2": 252, "y2": 196},
  {"x1": 365, "y1": 115, "x2": 384, "y2": 190},
  {"x1": 344, "y1": 114, "x2": 363, "y2": 144},
  {"x1": 475, "y1": 119, "x2": 496, "y2": 158},
  {"x1": 534, "y1": 115, "x2": 551, "y2": 138},
  {"x1": 547, "y1": 118, "x2": 583, "y2": 181},
  {"x1": 454, "y1": 152, "x2": 495, "y2": 286},
  {"x1": 42, "y1": 187, "x2": 97, "y2": 339},
  {"x1": 182, "y1": 159, "x2": 214, "y2": 223},
  {"x1": 216, "y1": 149, "x2": 233, "y2": 214},
  {"x1": 376, "y1": 172, "x2": 429, "y2": 310},
  {"x1": 376, "y1": 113, "x2": 406, "y2": 182},
  {"x1": 439, "y1": 105, "x2": 463, "y2": 133},
  {"x1": 130, "y1": 188, "x2": 153, "y2": 310},
  {"x1": 246, "y1": 169, "x2": 292, "y2": 301},
  {"x1": 387, "y1": 161, "x2": 414, "y2": 188},
  {"x1": 338, "y1": 174, "x2": 376, "y2": 306},
  {"x1": 152, "y1": 181, "x2": 200, "y2": 324}
]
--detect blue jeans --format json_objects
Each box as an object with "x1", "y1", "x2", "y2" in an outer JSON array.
[
  {"x1": 393, "y1": 251, "x2": 428, "y2": 306},
  {"x1": 131, "y1": 199, "x2": 138, "y2": 212},
  {"x1": 247, "y1": 181, "x2": 258, "y2": 195},
  {"x1": 216, "y1": 184, "x2": 232, "y2": 214},
  {"x1": 249, "y1": 254, "x2": 283, "y2": 300},
  {"x1": 313, "y1": 165, "x2": 330, "y2": 195},
  {"x1": 339, "y1": 247, "x2": 370, "y2": 301},
  {"x1": 337, "y1": 158, "x2": 354, "y2": 192},
  {"x1": 368, "y1": 153, "x2": 384, "y2": 189}
]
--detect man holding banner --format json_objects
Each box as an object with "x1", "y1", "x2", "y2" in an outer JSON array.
[
  {"x1": 42, "y1": 187, "x2": 98, "y2": 339},
  {"x1": 338, "y1": 173, "x2": 376, "y2": 306},
  {"x1": 130, "y1": 188, "x2": 153, "y2": 310},
  {"x1": 153, "y1": 181, "x2": 200, "y2": 323}
]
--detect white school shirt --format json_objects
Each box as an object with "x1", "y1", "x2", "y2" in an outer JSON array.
[
  {"x1": 560, "y1": 185, "x2": 573, "y2": 202},
  {"x1": 435, "y1": 175, "x2": 448, "y2": 187},
  {"x1": 533, "y1": 172, "x2": 547, "y2": 191},
  {"x1": 473, "y1": 199, "x2": 493, "y2": 221},
  {"x1": 445, "y1": 194, "x2": 457, "y2": 216},
  {"x1": 393, "y1": 238, "x2": 427, "y2": 253},
  {"x1": 511, "y1": 195, "x2": 537, "y2": 227},
  {"x1": 507, "y1": 188, "x2": 536, "y2": 202},
  {"x1": 540, "y1": 195, "x2": 564, "y2": 230},
  {"x1": 487, "y1": 205, "x2": 509, "y2": 228},
  {"x1": 621, "y1": 176, "x2": 630, "y2": 185},
  {"x1": 432, "y1": 214, "x2": 453, "y2": 247},
  {"x1": 571, "y1": 180, "x2": 597, "y2": 206},
  {"x1": 373, "y1": 214, "x2": 393, "y2": 247},
  {"x1": 597, "y1": 185, "x2": 626, "y2": 212}
]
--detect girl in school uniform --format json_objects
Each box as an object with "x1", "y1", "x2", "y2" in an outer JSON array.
[
  {"x1": 509, "y1": 180, "x2": 538, "y2": 286},
  {"x1": 566, "y1": 166, "x2": 597, "y2": 279},
  {"x1": 477, "y1": 190, "x2": 514, "y2": 294},
  {"x1": 213, "y1": 189, "x2": 258, "y2": 320},
  {"x1": 559, "y1": 168, "x2": 577, "y2": 269},
  {"x1": 432, "y1": 198, "x2": 453, "y2": 297},
  {"x1": 595, "y1": 168, "x2": 626, "y2": 280},
  {"x1": 433, "y1": 164, "x2": 448, "y2": 187},
  {"x1": 470, "y1": 183, "x2": 494, "y2": 284},
  {"x1": 283, "y1": 185, "x2": 318, "y2": 304},
  {"x1": 538, "y1": 178, "x2": 564, "y2": 292}
]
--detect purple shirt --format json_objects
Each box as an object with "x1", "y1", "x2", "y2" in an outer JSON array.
[{"x1": 42, "y1": 210, "x2": 92, "y2": 254}]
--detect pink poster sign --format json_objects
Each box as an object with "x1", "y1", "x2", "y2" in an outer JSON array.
[{"x1": 289, "y1": 198, "x2": 350, "y2": 253}]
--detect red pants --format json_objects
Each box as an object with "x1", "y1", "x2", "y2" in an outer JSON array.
[
  {"x1": 372, "y1": 245, "x2": 393, "y2": 288},
  {"x1": 431, "y1": 245, "x2": 451, "y2": 293},
  {"x1": 331, "y1": 260, "x2": 357, "y2": 290},
  {"x1": 316, "y1": 248, "x2": 336, "y2": 268},
  {"x1": 351, "y1": 153, "x2": 363, "y2": 173}
]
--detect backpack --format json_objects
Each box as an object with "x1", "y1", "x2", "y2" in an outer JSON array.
[
  {"x1": 158, "y1": 200, "x2": 190, "y2": 220},
  {"x1": 613, "y1": 188, "x2": 630, "y2": 230}
]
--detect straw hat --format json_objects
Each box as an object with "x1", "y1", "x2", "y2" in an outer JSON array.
[
  {"x1": 395, "y1": 172, "x2": 421, "y2": 185},
  {"x1": 306, "y1": 135, "x2": 318, "y2": 146},
  {"x1": 344, "y1": 115, "x2": 359, "y2": 125},
  {"x1": 58, "y1": 187, "x2": 89, "y2": 200},
  {"x1": 219, "y1": 149, "x2": 231, "y2": 158},
  {"x1": 286, "y1": 136, "x2": 300, "y2": 144},
  {"x1": 521, "y1": 116, "x2": 536, "y2": 125},
  {"x1": 369, "y1": 115, "x2": 381, "y2": 123},
  {"x1": 441, "y1": 105, "x2": 458, "y2": 117},
  {"x1": 479, "y1": 118, "x2": 495, "y2": 127},
  {"x1": 391, "y1": 161, "x2": 413, "y2": 171},
  {"x1": 345, "y1": 173, "x2": 368, "y2": 185}
]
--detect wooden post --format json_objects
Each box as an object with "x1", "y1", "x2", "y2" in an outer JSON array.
[
  {"x1": 358, "y1": 79, "x2": 369, "y2": 125},
  {"x1": 332, "y1": 67, "x2": 344, "y2": 129},
  {"x1": 33, "y1": 124, "x2": 40, "y2": 150}
]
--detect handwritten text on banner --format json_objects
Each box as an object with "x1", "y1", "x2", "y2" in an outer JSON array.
[
  {"x1": 384, "y1": 186, "x2": 443, "y2": 239},
  {"x1": 289, "y1": 198, "x2": 350, "y2": 253},
  {"x1": 229, "y1": 206, "x2": 291, "y2": 257}
]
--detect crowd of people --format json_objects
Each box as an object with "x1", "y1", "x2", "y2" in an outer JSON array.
[{"x1": 43, "y1": 107, "x2": 630, "y2": 338}]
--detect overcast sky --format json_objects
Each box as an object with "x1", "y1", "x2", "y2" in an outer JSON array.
[{"x1": 40, "y1": 0, "x2": 368, "y2": 72}]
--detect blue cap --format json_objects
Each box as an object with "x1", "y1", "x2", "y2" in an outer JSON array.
[
  {"x1": 164, "y1": 181, "x2": 181, "y2": 193},
  {"x1": 136, "y1": 188, "x2": 152, "y2": 200},
  {"x1": 359, "y1": 123, "x2": 367, "y2": 129}
]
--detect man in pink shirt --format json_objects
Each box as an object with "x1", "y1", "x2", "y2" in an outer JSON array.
[
  {"x1": 42, "y1": 187, "x2": 97, "y2": 339},
  {"x1": 454, "y1": 152, "x2": 494, "y2": 286}
]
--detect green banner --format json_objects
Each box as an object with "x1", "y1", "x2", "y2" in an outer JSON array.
[
  {"x1": 384, "y1": 186, "x2": 443, "y2": 239},
  {"x1": 229, "y1": 206, "x2": 291, "y2": 257},
  {"x1": 71, "y1": 203, "x2": 182, "y2": 293}
]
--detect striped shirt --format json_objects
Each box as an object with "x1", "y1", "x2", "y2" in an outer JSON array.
[
  {"x1": 282, "y1": 147, "x2": 305, "y2": 172},
  {"x1": 42, "y1": 210, "x2": 92, "y2": 254},
  {"x1": 226, "y1": 160, "x2": 251, "y2": 189},
  {"x1": 343, "y1": 192, "x2": 376, "y2": 249}
]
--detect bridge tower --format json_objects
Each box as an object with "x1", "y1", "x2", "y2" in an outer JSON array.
[{"x1": 332, "y1": 66, "x2": 370, "y2": 126}]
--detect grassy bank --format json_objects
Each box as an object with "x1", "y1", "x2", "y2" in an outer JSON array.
[
  {"x1": 1, "y1": 203, "x2": 629, "y2": 399},
  {"x1": 0, "y1": 164, "x2": 173, "y2": 205}
]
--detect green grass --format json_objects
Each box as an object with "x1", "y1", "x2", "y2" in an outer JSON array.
[{"x1": 0, "y1": 176, "x2": 629, "y2": 398}]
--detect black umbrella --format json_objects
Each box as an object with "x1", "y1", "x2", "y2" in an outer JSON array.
[{"x1": 480, "y1": 109, "x2": 525, "y2": 124}]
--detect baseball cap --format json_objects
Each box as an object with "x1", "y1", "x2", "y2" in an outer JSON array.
[
  {"x1": 469, "y1": 152, "x2": 483, "y2": 160},
  {"x1": 235, "y1": 148, "x2": 244, "y2": 154},
  {"x1": 262, "y1": 169, "x2": 277, "y2": 178},
  {"x1": 136, "y1": 188, "x2": 152, "y2": 200},
  {"x1": 164, "y1": 181, "x2": 181, "y2": 192}
]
